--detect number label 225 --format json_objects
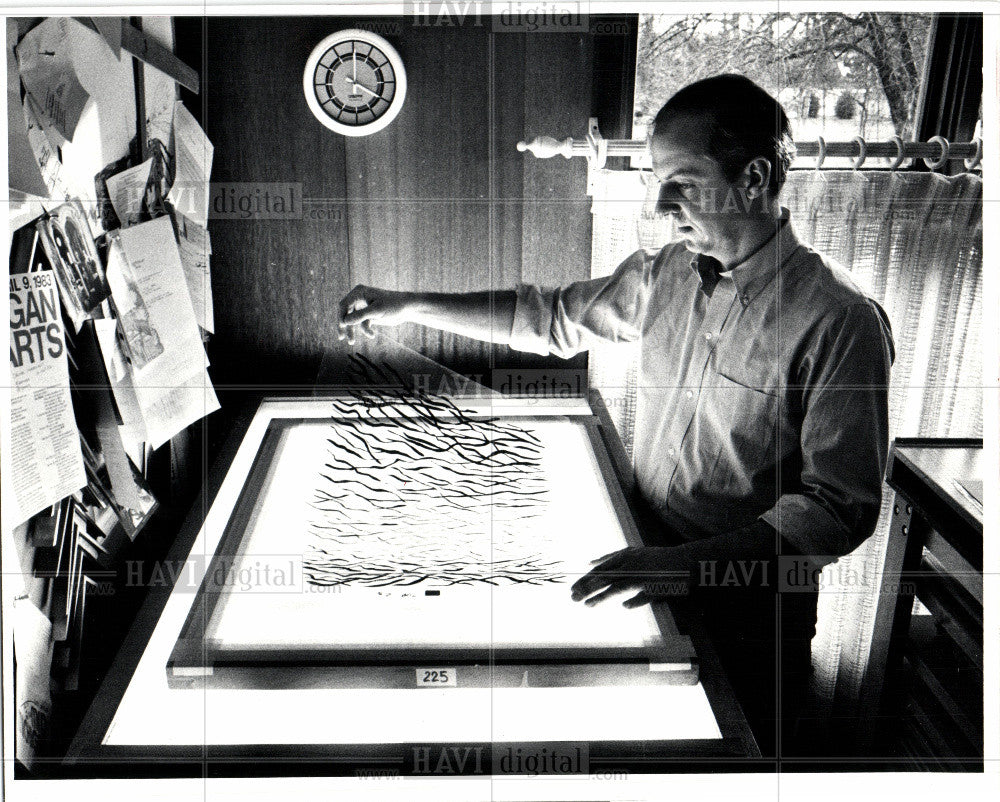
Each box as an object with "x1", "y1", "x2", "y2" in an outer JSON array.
[{"x1": 416, "y1": 668, "x2": 457, "y2": 687}]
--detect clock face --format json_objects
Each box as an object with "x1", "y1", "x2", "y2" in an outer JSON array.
[{"x1": 303, "y1": 30, "x2": 407, "y2": 136}]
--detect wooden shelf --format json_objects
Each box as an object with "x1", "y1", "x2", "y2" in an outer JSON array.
[{"x1": 862, "y1": 438, "x2": 983, "y2": 769}]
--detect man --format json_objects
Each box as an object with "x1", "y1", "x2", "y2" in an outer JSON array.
[{"x1": 338, "y1": 74, "x2": 894, "y2": 759}]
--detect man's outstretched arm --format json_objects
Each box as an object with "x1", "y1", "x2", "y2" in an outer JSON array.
[
  {"x1": 337, "y1": 285, "x2": 516, "y2": 346},
  {"x1": 338, "y1": 247, "x2": 655, "y2": 354}
]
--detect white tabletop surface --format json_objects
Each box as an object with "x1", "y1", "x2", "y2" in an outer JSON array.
[{"x1": 104, "y1": 398, "x2": 722, "y2": 746}]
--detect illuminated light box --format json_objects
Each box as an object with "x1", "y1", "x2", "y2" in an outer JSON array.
[{"x1": 167, "y1": 390, "x2": 697, "y2": 690}]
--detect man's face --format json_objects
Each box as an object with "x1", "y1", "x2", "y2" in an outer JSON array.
[{"x1": 650, "y1": 113, "x2": 752, "y2": 264}]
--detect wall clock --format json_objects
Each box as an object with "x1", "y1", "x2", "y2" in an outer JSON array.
[{"x1": 303, "y1": 29, "x2": 407, "y2": 136}]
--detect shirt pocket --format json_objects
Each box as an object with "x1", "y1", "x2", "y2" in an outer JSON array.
[{"x1": 704, "y1": 370, "x2": 779, "y2": 496}]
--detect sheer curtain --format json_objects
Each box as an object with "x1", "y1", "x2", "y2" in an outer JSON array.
[{"x1": 588, "y1": 167, "x2": 983, "y2": 719}]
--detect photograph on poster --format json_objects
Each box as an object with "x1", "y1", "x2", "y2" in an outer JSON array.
[{"x1": 34, "y1": 201, "x2": 110, "y2": 329}]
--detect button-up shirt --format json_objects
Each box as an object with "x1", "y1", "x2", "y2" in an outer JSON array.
[{"x1": 509, "y1": 212, "x2": 895, "y2": 559}]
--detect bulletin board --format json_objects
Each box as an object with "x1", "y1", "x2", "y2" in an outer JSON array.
[
  {"x1": 167, "y1": 392, "x2": 698, "y2": 689},
  {"x1": 4, "y1": 17, "x2": 227, "y2": 778}
]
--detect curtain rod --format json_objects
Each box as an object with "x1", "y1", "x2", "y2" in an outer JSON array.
[{"x1": 517, "y1": 120, "x2": 983, "y2": 171}]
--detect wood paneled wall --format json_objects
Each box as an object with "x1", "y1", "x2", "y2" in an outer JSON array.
[{"x1": 191, "y1": 17, "x2": 599, "y2": 389}]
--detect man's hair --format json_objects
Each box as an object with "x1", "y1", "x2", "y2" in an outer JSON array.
[{"x1": 652, "y1": 74, "x2": 796, "y2": 197}]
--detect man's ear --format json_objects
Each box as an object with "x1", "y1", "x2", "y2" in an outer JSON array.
[{"x1": 741, "y1": 157, "x2": 772, "y2": 200}]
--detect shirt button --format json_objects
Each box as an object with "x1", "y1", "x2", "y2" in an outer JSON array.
[
  {"x1": 742, "y1": 294, "x2": 750, "y2": 304},
  {"x1": 704, "y1": 332, "x2": 713, "y2": 341},
  {"x1": 685, "y1": 390, "x2": 694, "y2": 399},
  {"x1": 668, "y1": 447, "x2": 676, "y2": 457}
]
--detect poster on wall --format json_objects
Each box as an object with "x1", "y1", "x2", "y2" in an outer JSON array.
[{"x1": 6, "y1": 269, "x2": 86, "y2": 529}]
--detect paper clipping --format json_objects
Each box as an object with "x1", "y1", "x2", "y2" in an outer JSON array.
[
  {"x1": 106, "y1": 216, "x2": 218, "y2": 448},
  {"x1": 172, "y1": 210, "x2": 214, "y2": 333},
  {"x1": 105, "y1": 158, "x2": 154, "y2": 228},
  {"x1": 15, "y1": 17, "x2": 90, "y2": 145},
  {"x1": 7, "y1": 21, "x2": 49, "y2": 197},
  {"x1": 167, "y1": 101, "x2": 214, "y2": 227}
]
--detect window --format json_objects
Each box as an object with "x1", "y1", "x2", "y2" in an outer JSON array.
[{"x1": 633, "y1": 13, "x2": 935, "y2": 168}]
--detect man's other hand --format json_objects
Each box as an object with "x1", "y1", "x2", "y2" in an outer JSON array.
[{"x1": 570, "y1": 546, "x2": 690, "y2": 608}]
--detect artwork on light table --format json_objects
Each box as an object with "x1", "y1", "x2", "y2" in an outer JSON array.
[
  {"x1": 306, "y1": 387, "x2": 560, "y2": 588},
  {"x1": 168, "y1": 358, "x2": 696, "y2": 689}
]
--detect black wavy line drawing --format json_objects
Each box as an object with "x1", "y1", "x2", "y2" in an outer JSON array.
[{"x1": 303, "y1": 357, "x2": 563, "y2": 588}]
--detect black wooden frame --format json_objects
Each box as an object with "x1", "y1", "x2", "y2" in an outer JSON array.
[{"x1": 165, "y1": 408, "x2": 696, "y2": 689}]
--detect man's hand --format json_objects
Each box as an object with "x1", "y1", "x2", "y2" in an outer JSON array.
[
  {"x1": 570, "y1": 546, "x2": 690, "y2": 609},
  {"x1": 336, "y1": 286, "x2": 517, "y2": 348},
  {"x1": 338, "y1": 285, "x2": 414, "y2": 345}
]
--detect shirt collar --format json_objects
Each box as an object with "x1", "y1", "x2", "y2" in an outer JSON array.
[{"x1": 690, "y1": 208, "x2": 801, "y2": 307}]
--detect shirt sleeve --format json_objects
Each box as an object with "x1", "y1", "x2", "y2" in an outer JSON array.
[
  {"x1": 761, "y1": 300, "x2": 895, "y2": 560},
  {"x1": 509, "y1": 248, "x2": 656, "y2": 358}
]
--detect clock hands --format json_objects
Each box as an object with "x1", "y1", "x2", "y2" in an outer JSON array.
[
  {"x1": 353, "y1": 82, "x2": 383, "y2": 101},
  {"x1": 344, "y1": 75, "x2": 385, "y2": 102}
]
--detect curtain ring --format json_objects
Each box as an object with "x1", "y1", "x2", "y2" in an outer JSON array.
[
  {"x1": 964, "y1": 137, "x2": 983, "y2": 170},
  {"x1": 814, "y1": 136, "x2": 826, "y2": 170},
  {"x1": 852, "y1": 136, "x2": 867, "y2": 170},
  {"x1": 889, "y1": 135, "x2": 908, "y2": 171},
  {"x1": 923, "y1": 136, "x2": 950, "y2": 171}
]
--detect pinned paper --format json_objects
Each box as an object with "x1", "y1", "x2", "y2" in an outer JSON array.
[
  {"x1": 106, "y1": 217, "x2": 219, "y2": 449},
  {"x1": 97, "y1": 423, "x2": 146, "y2": 513},
  {"x1": 167, "y1": 102, "x2": 214, "y2": 227},
  {"x1": 7, "y1": 21, "x2": 49, "y2": 197},
  {"x1": 92, "y1": 318, "x2": 145, "y2": 433},
  {"x1": 105, "y1": 158, "x2": 153, "y2": 227},
  {"x1": 16, "y1": 17, "x2": 91, "y2": 144},
  {"x1": 21, "y1": 93, "x2": 69, "y2": 199},
  {"x1": 173, "y1": 211, "x2": 214, "y2": 333},
  {"x1": 106, "y1": 216, "x2": 206, "y2": 380},
  {"x1": 138, "y1": 370, "x2": 220, "y2": 451},
  {"x1": 63, "y1": 17, "x2": 135, "y2": 165},
  {"x1": 145, "y1": 59, "x2": 177, "y2": 149},
  {"x1": 91, "y1": 17, "x2": 122, "y2": 59},
  {"x1": 13, "y1": 597, "x2": 54, "y2": 771}
]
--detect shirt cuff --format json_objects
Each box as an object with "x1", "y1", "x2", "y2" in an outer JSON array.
[
  {"x1": 761, "y1": 499, "x2": 850, "y2": 564},
  {"x1": 509, "y1": 283, "x2": 556, "y2": 356}
]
